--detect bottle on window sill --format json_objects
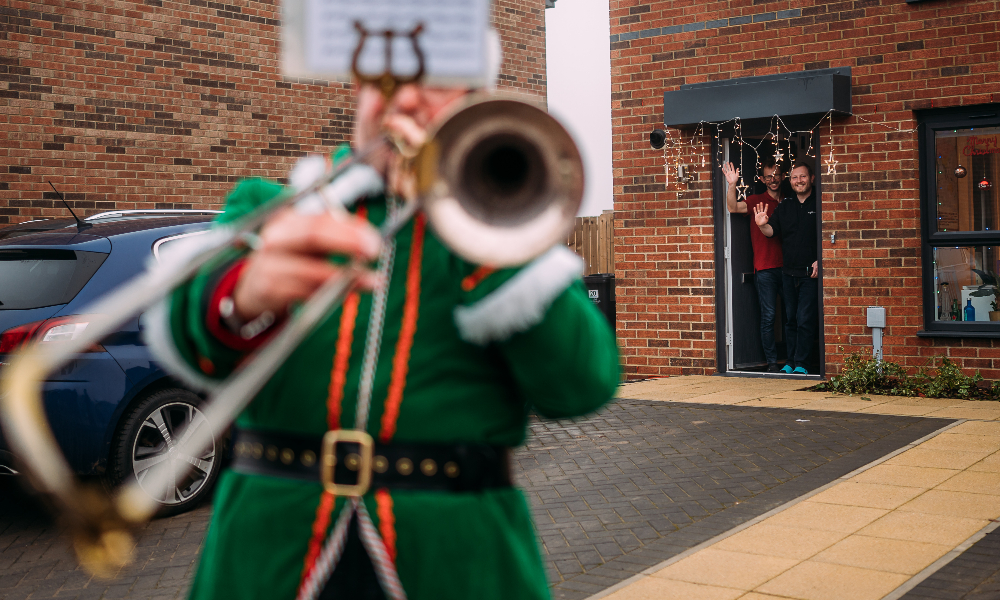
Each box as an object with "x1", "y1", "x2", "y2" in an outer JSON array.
[
  {"x1": 952, "y1": 299, "x2": 960, "y2": 321},
  {"x1": 965, "y1": 298, "x2": 976, "y2": 322}
]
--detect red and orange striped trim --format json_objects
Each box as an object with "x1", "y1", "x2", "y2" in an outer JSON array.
[
  {"x1": 378, "y1": 213, "x2": 426, "y2": 443},
  {"x1": 461, "y1": 265, "x2": 495, "y2": 291},
  {"x1": 299, "y1": 205, "x2": 367, "y2": 585},
  {"x1": 375, "y1": 488, "x2": 397, "y2": 563}
]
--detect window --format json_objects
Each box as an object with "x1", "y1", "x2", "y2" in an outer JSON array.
[
  {"x1": 0, "y1": 250, "x2": 107, "y2": 310},
  {"x1": 920, "y1": 106, "x2": 1000, "y2": 334}
]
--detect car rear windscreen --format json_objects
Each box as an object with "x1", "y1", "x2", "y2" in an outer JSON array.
[{"x1": 0, "y1": 249, "x2": 108, "y2": 310}]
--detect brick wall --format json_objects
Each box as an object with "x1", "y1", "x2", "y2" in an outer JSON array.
[
  {"x1": 0, "y1": 0, "x2": 546, "y2": 223},
  {"x1": 610, "y1": 0, "x2": 1000, "y2": 379}
]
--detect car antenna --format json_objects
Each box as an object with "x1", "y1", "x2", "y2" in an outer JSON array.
[{"x1": 47, "y1": 181, "x2": 90, "y2": 231}]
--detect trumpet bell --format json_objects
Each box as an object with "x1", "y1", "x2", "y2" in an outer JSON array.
[{"x1": 416, "y1": 97, "x2": 584, "y2": 267}]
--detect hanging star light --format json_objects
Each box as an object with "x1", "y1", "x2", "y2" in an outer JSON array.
[
  {"x1": 826, "y1": 147, "x2": 838, "y2": 180},
  {"x1": 824, "y1": 114, "x2": 837, "y2": 180},
  {"x1": 736, "y1": 179, "x2": 749, "y2": 202}
]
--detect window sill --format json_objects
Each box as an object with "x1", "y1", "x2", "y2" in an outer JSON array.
[{"x1": 917, "y1": 329, "x2": 1000, "y2": 339}]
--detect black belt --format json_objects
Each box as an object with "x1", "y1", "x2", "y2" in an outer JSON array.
[
  {"x1": 783, "y1": 266, "x2": 813, "y2": 278},
  {"x1": 232, "y1": 428, "x2": 512, "y2": 494}
]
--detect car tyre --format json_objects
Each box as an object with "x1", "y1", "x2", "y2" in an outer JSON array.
[{"x1": 109, "y1": 388, "x2": 223, "y2": 517}]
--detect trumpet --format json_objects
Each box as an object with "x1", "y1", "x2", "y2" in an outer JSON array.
[{"x1": 0, "y1": 94, "x2": 584, "y2": 577}]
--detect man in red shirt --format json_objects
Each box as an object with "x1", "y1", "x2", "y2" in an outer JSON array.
[{"x1": 722, "y1": 158, "x2": 786, "y2": 372}]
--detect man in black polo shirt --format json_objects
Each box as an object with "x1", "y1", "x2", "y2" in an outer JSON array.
[{"x1": 753, "y1": 161, "x2": 818, "y2": 374}]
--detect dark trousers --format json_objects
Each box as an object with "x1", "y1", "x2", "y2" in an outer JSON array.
[
  {"x1": 781, "y1": 273, "x2": 818, "y2": 369},
  {"x1": 318, "y1": 516, "x2": 387, "y2": 600},
  {"x1": 755, "y1": 268, "x2": 782, "y2": 365}
]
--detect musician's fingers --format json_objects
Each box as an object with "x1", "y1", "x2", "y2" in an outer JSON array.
[
  {"x1": 260, "y1": 209, "x2": 382, "y2": 260},
  {"x1": 382, "y1": 114, "x2": 428, "y2": 149},
  {"x1": 235, "y1": 252, "x2": 378, "y2": 319}
]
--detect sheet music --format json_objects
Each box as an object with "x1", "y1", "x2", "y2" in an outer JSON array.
[{"x1": 283, "y1": 0, "x2": 490, "y2": 86}]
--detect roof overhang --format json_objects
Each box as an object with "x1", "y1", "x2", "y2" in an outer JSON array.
[{"x1": 663, "y1": 67, "x2": 852, "y2": 128}]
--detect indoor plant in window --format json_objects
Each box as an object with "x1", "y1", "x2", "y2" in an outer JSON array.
[{"x1": 971, "y1": 269, "x2": 1000, "y2": 321}]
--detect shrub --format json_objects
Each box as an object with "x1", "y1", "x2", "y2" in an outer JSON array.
[{"x1": 816, "y1": 354, "x2": 998, "y2": 401}]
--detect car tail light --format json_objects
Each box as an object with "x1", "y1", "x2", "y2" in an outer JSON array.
[
  {"x1": 0, "y1": 321, "x2": 45, "y2": 353},
  {"x1": 0, "y1": 316, "x2": 105, "y2": 354}
]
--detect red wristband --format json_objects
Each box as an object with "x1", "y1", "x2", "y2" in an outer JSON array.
[{"x1": 206, "y1": 260, "x2": 276, "y2": 352}]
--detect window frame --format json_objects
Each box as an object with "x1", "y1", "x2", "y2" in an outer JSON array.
[{"x1": 919, "y1": 104, "x2": 1000, "y2": 336}]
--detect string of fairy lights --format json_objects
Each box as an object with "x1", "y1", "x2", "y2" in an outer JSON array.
[{"x1": 660, "y1": 109, "x2": 920, "y2": 199}]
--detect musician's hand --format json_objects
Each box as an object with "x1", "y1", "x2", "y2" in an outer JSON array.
[
  {"x1": 753, "y1": 202, "x2": 770, "y2": 228},
  {"x1": 354, "y1": 83, "x2": 468, "y2": 196},
  {"x1": 232, "y1": 208, "x2": 383, "y2": 320}
]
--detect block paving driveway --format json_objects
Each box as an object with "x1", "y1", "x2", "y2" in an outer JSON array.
[{"x1": 0, "y1": 399, "x2": 953, "y2": 599}]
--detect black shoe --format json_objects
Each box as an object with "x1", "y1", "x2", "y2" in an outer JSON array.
[{"x1": 767, "y1": 363, "x2": 782, "y2": 373}]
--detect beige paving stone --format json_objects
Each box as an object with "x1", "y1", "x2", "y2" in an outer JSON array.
[
  {"x1": 856, "y1": 404, "x2": 940, "y2": 416},
  {"x1": 950, "y1": 400, "x2": 1000, "y2": 411},
  {"x1": 764, "y1": 501, "x2": 888, "y2": 534},
  {"x1": 848, "y1": 464, "x2": 959, "y2": 488},
  {"x1": 927, "y1": 407, "x2": 1000, "y2": 420},
  {"x1": 951, "y1": 420, "x2": 1000, "y2": 436},
  {"x1": 602, "y1": 577, "x2": 743, "y2": 600},
  {"x1": 857, "y1": 511, "x2": 987, "y2": 545},
  {"x1": 885, "y1": 448, "x2": 991, "y2": 470},
  {"x1": 737, "y1": 594, "x2": 797, "y2": 600},
  {"x1": 688, "y1": 392, "x2": 771, "y2": 404},
  {"x1": 808, "y1": 482, "x2": 925, "y2": 510},
  {"x1": 888, "y1": 397, "x2": 963, "y2": 408},
  {"x1": 741, "y1": 397, "x2": 810, "y2": 409},
  {"x1": 937, "y1": 470, "x2": 1000, "y2": 495},
  {"x1": 756, "y1": 561, "x2": 908, "y2": 600},
  {"x1": 714, "y1": 523, "x2": 847, "y2": 560},
  {"x1": 811, "y1": 535, "x2": 950, "y2": 574},
  {"x1": 918, "y1": 433, "x2": 1000, "y2": 453},
  {"x1": 795, "y1": 399, "x2": 883, "y2": 412},
  {"x1": 653, "y1": 549, "x2": 797, "y2": 590},
  {"x1": 897, "y1": 489, "x2": 1000, "y2": 520},
  {"x1": 968, "y1": 451, "x2": 1000, "y2": 472}
]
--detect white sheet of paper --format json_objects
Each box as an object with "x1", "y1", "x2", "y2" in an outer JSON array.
[{"x1": 282, "y1": 0, "x2": 490, "y2": 86}]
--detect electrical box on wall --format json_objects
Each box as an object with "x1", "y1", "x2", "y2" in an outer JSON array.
[{"x1": 867, "y1": 306, "x2": 886, "y2": 329}]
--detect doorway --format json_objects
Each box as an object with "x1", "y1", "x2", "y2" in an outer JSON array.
[{"x1": 715, "y1": 130, "x2": 824, "y2": 376}]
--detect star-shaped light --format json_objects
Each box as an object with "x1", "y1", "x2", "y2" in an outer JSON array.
[
  {"x1": 826, "y1": 150, "x2": 838, "y2": 180},
  {"x1": 736, "y1": 181, "x2": 749, "y2": 202},
  {"x1": 774, "y1": 147, "x2": 785, "y2": 164}
]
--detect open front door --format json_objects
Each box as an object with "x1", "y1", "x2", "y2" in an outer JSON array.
[{"x1": 716, "y1": 131, "x2": 822, "y2": 376}]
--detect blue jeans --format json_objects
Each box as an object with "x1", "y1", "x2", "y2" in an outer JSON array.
[
  {"x1": 781, "y1": 274, "x2": 819, "y2": 370},
  {"x1": 755, "y1": 268, "x2": 782, "y2": 364}
]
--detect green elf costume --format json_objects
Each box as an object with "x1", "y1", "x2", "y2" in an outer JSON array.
[{"x1": 146, "y1": 146, "x2": 620, "y2": 600}]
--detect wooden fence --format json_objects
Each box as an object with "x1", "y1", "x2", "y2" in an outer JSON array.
[{"x1": 566, "y1": 210, "x2": 614, "y2": 275}]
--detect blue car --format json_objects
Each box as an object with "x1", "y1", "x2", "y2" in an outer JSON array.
[{"x1": 0, "y1": 209, "x2": 227, "y2": 515}]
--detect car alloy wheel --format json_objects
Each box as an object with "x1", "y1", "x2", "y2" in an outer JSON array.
[
  {"x1": 110, "y1": 388, "x2": 224, "y2": 516},
  {"x1": 131, "y1": 401, "x2": 215, "y2": 505}
]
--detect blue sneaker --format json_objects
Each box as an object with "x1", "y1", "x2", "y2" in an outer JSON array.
[
  {"x1": 793, "y1": 366, "x2": 808, "y2": 375},
  {"x1": 781, "y1": 364, "x2": 793, "y2": 374}
]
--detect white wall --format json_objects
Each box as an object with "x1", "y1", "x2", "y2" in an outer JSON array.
[{"x1": 545, "y1": 0, "x2": 613, "y2": 217}]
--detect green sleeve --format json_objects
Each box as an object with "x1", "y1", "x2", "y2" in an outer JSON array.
[
  {"x1": 499, "y1": 281, "x2": 620, "y2": 418},
  {"x1": 456, "y1": 261, "x2": 621, "y2": 419},
  {"x1": 166, "y1": 177, "x2": 285, "y2": 380}
]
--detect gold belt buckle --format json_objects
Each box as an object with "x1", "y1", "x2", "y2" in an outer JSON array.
[{"x1": 320, "y1": 429, "x2": 374, "y2": 497}]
